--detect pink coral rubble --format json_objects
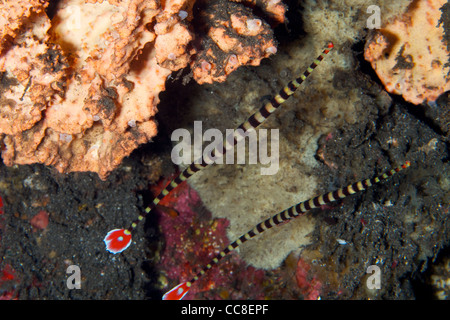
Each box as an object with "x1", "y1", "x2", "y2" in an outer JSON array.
[
  {"x1": 295, "y1": 258, "x2": 322, "y2": 300},
  {"x1": 153, "y1": 175, "x2": 266, "y2": 299},
  {"x1": 30, "y1": 210, "x2": 49, "y2": 231}
]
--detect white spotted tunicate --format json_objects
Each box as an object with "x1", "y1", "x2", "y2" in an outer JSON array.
[
  {"x1": 168, "y1": 52, "x2": 176, "y2": 60},
  {"x1": 265, "y1": 46, "x2": 277, "y2": 54},
  {"x1": 178, "y1": 10, "x2": 188, "y2": 20},
  {"x1": 228, "y1": 54, "x2": 238, "y2": 66},
  {"x1": 59, "y1": 133, "x2": 73, "y2": 142},
  {"x1": 246, "y1": 18, "x2": 262, "y2": 32},
  {"x1": 201, "y1": 61, "x2": 211, "y2": 72}
]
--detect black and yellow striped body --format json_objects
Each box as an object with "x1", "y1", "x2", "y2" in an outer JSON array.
[
  {"x1": 183, "y1": 161, "x2": 411, "y2": 287},
  {"x1": 126, "y1": 43, "x2": 335, "y2": 233}
]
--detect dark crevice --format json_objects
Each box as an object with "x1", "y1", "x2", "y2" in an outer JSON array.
[
  {"x1": 352, "y1": 39, "x2": 386, "y2": 90},
  {"x1": 274, "y1": 0, "x2": 306, "y2": 45},
  {"x1": 353, "y1": 38, "x2": 449, "y2": 145},
  {"x1": 46, "y1": 0, "x2": 62, "y2": 20},
  {"x1": 402, "y1": 100, "x2": 447, "y2": 137}
]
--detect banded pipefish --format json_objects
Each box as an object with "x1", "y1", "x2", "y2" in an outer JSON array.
[
  {"x1": 104, "y1": 42, "x2": 335, "y2": 254},
  {"x1": 163, "y1": 160, "x2": 411, "y2": 299}
]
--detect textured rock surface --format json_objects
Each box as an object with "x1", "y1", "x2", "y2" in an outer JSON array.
[{"x1": 364, "y1": 0, "x2": 450, "y2": 105}]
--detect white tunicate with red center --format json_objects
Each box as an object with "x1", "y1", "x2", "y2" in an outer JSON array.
[{"x1": 246, "y1": 18, "x2": 262, "y2": 32}]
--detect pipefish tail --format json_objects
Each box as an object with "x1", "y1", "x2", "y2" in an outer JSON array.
[{"x1": 104, "y1": 42, "x2": 335, "y2": 254}]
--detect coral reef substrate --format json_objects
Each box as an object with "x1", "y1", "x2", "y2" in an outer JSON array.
[{"x1": 0, "y1": 0, "x2": 283, "y2": 179}]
